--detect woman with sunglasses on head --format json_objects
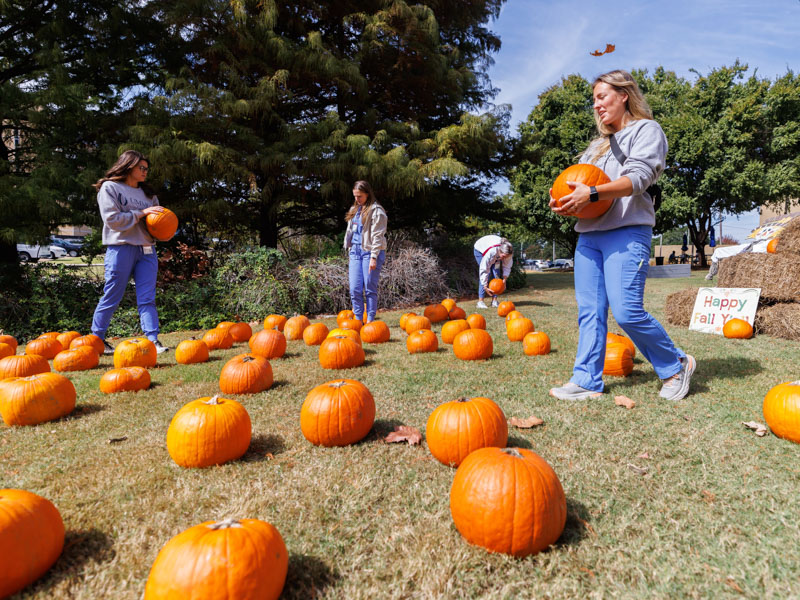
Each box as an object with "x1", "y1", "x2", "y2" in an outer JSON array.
[
  {"x1": 90, "y1": 150, "x2": 169, "y2": 354},
  {"x1": 548, "y1": 70, "x2": 695, "y2": 402}
]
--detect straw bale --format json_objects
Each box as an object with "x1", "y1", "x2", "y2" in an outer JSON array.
[
  {"x1": 774, "y1": 215, "x2": 800, "y2": 256},
  {"x1": 755, "y1": 303, "x2": 800, "y2": 342},
  {"x1": 717, "y1": 253, "x2": 800, "y2": 303},
  {"x1": 665, "y1": 288, "x2": 700, "y2": 327}
]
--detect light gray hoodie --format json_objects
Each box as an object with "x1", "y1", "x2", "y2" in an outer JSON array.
[{"x1": 97, "y1": 181, "x2": 159, "y2": 245}]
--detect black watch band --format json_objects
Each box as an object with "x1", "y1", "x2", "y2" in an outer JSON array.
[{"x1": 589, "y1": 186, "x2": 599, "y2": 203}]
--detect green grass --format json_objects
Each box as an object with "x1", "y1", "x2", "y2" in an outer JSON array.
[{"x1": 4, "y1": 271, "x2": 800, "y2": 599}]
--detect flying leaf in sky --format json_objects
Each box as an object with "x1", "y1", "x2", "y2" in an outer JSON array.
[{"x1": 590, "y1": 43, "x2": 616, "y2": 57}]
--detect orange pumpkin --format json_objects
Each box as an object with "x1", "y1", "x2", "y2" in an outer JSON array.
[
  {"x1": 406, "y1": 329, "x2": 439, "y2": 354},
  {"x1": 488, "y1": 278, "x2": 505, "y2": 295},
  {"x1": 0, "y1": 342, "x2": 14, "y2": 360},
  {"x1": 0, "y1": 354, "x2": 50, "y2": 379},
  {"x1": 302, "y1": 323, "x2": 330, "y2": 346},
  {"x1": 166, "y1": 396, "x2": 252, "y2": 467},
  {"x1": 398, "y1": 312, "x2": 416, "y2": 331},
  {"x1": 337, "y1": 309, "x2": 356, "y2": 326},
  {"x1": 552, "y1": 164, "x2": 612, "y2": 219},
  {"x1": 218, "y1": 321, "x2": 252, "y2": 343},
  {"x1": 175, "y1": 339, "x2": 210, "y2": 364},
  {"x1": 219, "y1": 354, "x2": 273, "y2": 394},
  {"x1": 506, "y1": 317, "x2": 535, "y2": 342},
  {"x1": 0, "y1": 489, "x2": 65, "y2": 598},
  {"x1": 504, "y1": 310, "x2": 524, "y2": 323},
  {"x1": 318, "y1": 336, "x2": 365, "y2": 370},
  {"x1": 0, "y1": 372, "x2": 76, "y2": 426},
  {"x1": 202, "y1": 327, "x2": 234, "y2": 350},
  {"x1": 338, "y1": 318, "x2": 363, "y2": 333},
  {"x1": 326, "y1": 328, "x2": 362, "y2": 346},
  {"x1": 450, "y1": 447, "x2": 566, "y2": 557},
  {"x1": 603, "y1": 342, "x2": 633, "y2": 376},
  {"x1": 448, "y1": 306, "x2": 467, "y2": 320},
  {"x1": 37, "y1": 332, "x2": 61, "y2": 340},
  {"x1": 114, "y1": 337, "x2": 157, "y2": 368},
  {"x1": 466, "y1": 313, "x2": 486, "y2": 330},
  {"x1": 496, "y1": 301, "x2": 515, "y2": 317},
  {"x1": 248, "y1": 328, "x2": 287, "y2": 359},
  {"x1": 723, "y1": 318, "x2": 753, "y2": 339},
  {"x1": 440, "y1": 299, "x2": 457, "y2": 312},
  {"x1": 263, "y1": 314, "x2": 287, "y2": 332},
  {"x1": 99, "y1": 366, "x2": 151, "y2": 393},
  {"x1": 423, "y1": 304, "x2": 449, "y2": 324},
  {"x1": 607, "y1": 332, "x2": 636, "y2": 358},
  {"x1": 441, "y1": 320, "x2": 470, "y2": 345},
  {"x1": 69, "y1": 334, "x2": 105, "y2": 355},
  {"x1": 767, "y1": 237, "x2": 778, "y2": 253},
  {"x1": 360, "y1": 321, "x2": 391, "y2": 344},
  {"x1": 523, "y1": 331, "x2": 551, "y2": 356},
  {"x1": 284, "y1": 315, "x2": 311, "y2": 340},
  {"x1": 300, "y1": 379, "x2": 376, "y2": 447},
  {"x1": 24, "y1": 337, "x2": 62, "y2": 360},
  {"x1": 426, "y1": 397, "x2": 508, "y2": 466},
  {"x1": 453, "y1": 329, "x2": 493, "y2": 361},
  {"x1": 762, "y1": 380, "x2": 800, "y2": 444},
  {"x1": 404, "y1": 315, "x2": 431, "y2": 335},
  {"x1": 56, "y1": 331, "x2": 81, "y2": 350},
  {"x1": 53, "y1": 346, "x2": 99, "y2": 372},
  {"x1": 144, "y1": 518, "x2": 287, "y2": 600},
  {"x1": 145, "y1": 207, "x2": 179, "y2": 241},
  {"x1": 0, "y1": 333, "x2": 18, "y2": 354}
]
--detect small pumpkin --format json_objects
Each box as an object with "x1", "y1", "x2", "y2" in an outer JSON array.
[
  {"x1": 338, "y1": 318, "x2": 363, "y2": 333},
  {"x1": 69, "y1": 334, "x2": 105, "y2": 355},
  {"x1": 488, "y1": 278, "x2": 505, "y2": 295},
  {"x1": 99, "y1": 366, "x2": 151, "y2": 393},
  {"x1": 36, "y1": 332, "x2": 61, "y2": 341},
  {"x1": 453, "y1": 329, "x2": 493, "y2": 361},
  {"x1": 56, "y1": 331, "x2": 81, "y2": 350},
  {"x1": 423, "y1": 304, "x2": 449, "y2": 324},
  {"x1": 603, "y1": 342, "x2": 633, "y2": 376},
  {"x1": 319, "y1": 336, "x2": 365, "y2": 370},
  {"x1": 0, "y1": 354, "x2": 50, "y2": 379},
  {"x1": 284, "y1": 315, "x2": 311, "y2": 340},
  {"x1": 114, "y1": 337, "x2": 158, "y2": 368},
  {"x1": 166, "y1": 395, "x2": 252, "y2": 467},
  {"x1": 426, "y1": 397, "x2": 508, "y2": 466},
  {"x1": 0, "y1": 372, "x2": 76, "y2": 426},
  {"x1": 441, "y1": 320, "x2": 470, "y2": 345},
  {"x1": 767, "y1": 237, "x2": 778, "y2": 253},
  {"x1": 219, "y1": 354, "x2": 273, "y2": 394},
  {"x1": 24, "y1": 337, "x2": 62, "y2": 360},
  {"x1": 144, "y1": 518, "x2": 287, "y2": 600},
  {"x1": 762, "y1": 380, "x2": 800, "y2": 444},
  {"x1": 248, "y1": 328, "x2": 287, "y2": 359},
  {"x1": 552, "y1": 164, "x2": 613, "y2": 219},
  {"x1": 440, "y1": 299, "x2": 457, "y2": 312},
  {"x1": 175, "y1": 339, "x2": 210, "y2": 364},
  {"x1": 337, "y1": 309, "x2": 356, "y2": 326},
  {"x1": 202, "y1": 327, "x2": 234, "y2": 350},
  {"x1": 497, "y1": 301, "x2": 515, "y2": 317},
  {"x1": 360, "y1": 321, "x2": 391, "y2": 344},
  {"x1": 0, "y1": 489, "x2": 64, "y2": 598},
  {"x1": 406, "y1": 329, "x2": 439, "y2": 354},
  {"x1": 504, "y1": 310, "x2": 524, "y2": 323},
  {"x1": 0, "y1": 342, "x2": 14, "y2": 360},
  {"x1": 449, "y1": 447, "x2": 567, "y2": 557},
  {"x1": 523, "y1": 331, "x2": 551, "y2": 356},
  {"x1": 326, "y1": 328, "x2": 362, "y2": 346},
  {"x1": 723, "y1": 318, "x2": 753, "y2": 339},
  {"x1": 506, "y1": 317, "x2": 535, "y2": 342},
  {"x1": 607, "y1": 332, "x2": 635, "y2": 358},
  {"x1": 145, "y1": 206, "x2": 179, "y2": 241},
  {"x1": 0, "y1": 333, "x2": 18, "y2": 354},
  {"x1": 53, "y1": 346, "x2": 99, "y2": 372},
  {"x1": 300, "y1": 379, "x2": 376, "y2": 446},
  {"x1": 466, "y1": 313, "x2": 486, "y2": 330},
  {"x1": 218, "y1": 321, "x2": 253, "y2": 343},
  {"x1": 448, "y1": 306, "x2": 467, "y2": 320},
  {"x1": 303, "y1": 323, "x2": 330, "y2": 346},
  {"x1": 263, "y1": 314, "x2": 287, "y2": 331},
  {"x1": 398, "y1": 312, "x2": 417, "y2": 331},
  {"x1": 404, "y1": 315, "x2": 432, "y2": 335}
]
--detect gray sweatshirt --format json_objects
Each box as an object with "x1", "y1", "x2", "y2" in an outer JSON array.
[
  {"x1": 575, "y1": 119, "x2": 667, "y2": 233},
  {"x1": 97, "y1": 181, "x2": 159, "y2": 245}
]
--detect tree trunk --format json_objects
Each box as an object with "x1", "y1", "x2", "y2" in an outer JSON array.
[
  {"x1": 0, "y1": 240, "x2": 22, "y2": 281},
  {"x1": 259, "y1": 199, "x2": 279, "y2": 248}
]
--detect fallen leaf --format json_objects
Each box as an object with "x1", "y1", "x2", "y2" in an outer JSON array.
[
  {"x1": 384, "y1": 426, "x2": 422, "y2": 445},
  {"x1": 637, "y1": 451, "x2": 650, "y2": 459},
  {"x1": 614, "y1": 395, "x2": 636, "y2": 409},
  {"x1": 108, "y1": 436, "x2": 128, "y2": 444},
  {"x1": 725, "y1": 576, "x2": 744, "y2": 593},
  {"x1": 701, "y1": 490, "x2": 715, "y2": 503},
  {"x1": 264, "y1": 453, "x2": 274, "y2": 460},
  {"x1": 626, "y1": 463, "x2": 648, "y2": 476},
  {"x1": 742, "y1": 421, "x2": 768, "y2": 437},
  {"x1": 508, "y1": 416, "x2": 544, "y2": 428}
]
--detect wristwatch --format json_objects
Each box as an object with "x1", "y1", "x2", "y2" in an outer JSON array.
[{"x1": 589, "y1": 186, "x2": 599, "y2": 203}]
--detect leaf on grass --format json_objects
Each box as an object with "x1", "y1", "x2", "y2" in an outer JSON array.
[
  {"x1": 637, "y1": 451, "x2": 650, "y2": 459},
  {"x1": 108, "y1": 436, "x2": 128, "y2": 444},
  {"x1": 384, "y1": 426, "x2": 422, "y2": 445},
  {"x1": 701, "y1": 490, "x2": 715, "y2": 504},
  {"x1": 264, "y1": 453, "x2": 274, "y2": 460},
  {"x1": 725, "y1": 576, "x2": 744, "y2": 593},
  {"x1": 614, "y1": 395, "x2": 636, "y2": 409},
  {"x1": 626, "y1": 463, "x2": 648, "y2": 476},
  {"x1": 741, "y1": 421, "x2": 768, "y2": 437},
  {"x1": 508, "y1": 416, "x2": 544, "y2": 428}
]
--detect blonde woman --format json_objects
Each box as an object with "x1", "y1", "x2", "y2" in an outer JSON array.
[
  {"x1": 343, "y1": 181, "x2": 388, "y2": 322},
  {"x1": 548, "y1": 70, "x2": 694, "y2": 402}
]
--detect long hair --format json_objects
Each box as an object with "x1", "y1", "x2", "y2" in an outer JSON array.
[
  {"x1": 345, "y1": 180, "x2": 379, "y2": 223},
  {"x1": 588, "y1": 70, "x2": 653, "y2": 161},
  {"x1": 93, "y1": 150, "x2": 155, "y2": 198}
]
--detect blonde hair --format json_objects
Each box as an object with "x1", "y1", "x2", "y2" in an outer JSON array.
[
  {"x1": 345, "y1": 180, "x2": 378, "y2": 223},
  {"x1": 588, "y1": 70, "x2": 653, "y2": 161}
]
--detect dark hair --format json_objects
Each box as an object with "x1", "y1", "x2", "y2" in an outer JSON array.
[
  {"x1": 345, "y1": 180, "x2": 379, "y2": 222},
  {"x1": 93, "y1": 150, "x2": 155, "y2": 198}
]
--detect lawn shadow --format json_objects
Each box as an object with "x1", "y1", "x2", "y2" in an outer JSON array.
[
  {"x1": 512, "y1": 300, "x2": 553, "y2": 308},
  {"x1": 27, "y1": 528, "x2": 115, "y2": 595},
  {"x1": 371, "y1": 418, "x2": 411, "y2": 440},
  {"x1": 243, "y1": 433, "x2": 287, "y2": 461},
  {"x1": 555, "y1": 497, "x2": 594, "y2": 549},
  {"x1": 284, "y1": 553, "x2": 338, "y2": 600},
  {"x1": 67, "y1": 403, "x2": 106, "y2": 419},
  {"x1": 506, "y1": 435, "x2": 534, "y2": 449},
  {"x1": 269, "y1": 380, "x2": 290, "y2": 390}
]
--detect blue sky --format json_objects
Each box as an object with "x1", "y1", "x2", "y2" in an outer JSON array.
[{"x1": 485, "y1": 0, "x2": 800, "y2": 240}]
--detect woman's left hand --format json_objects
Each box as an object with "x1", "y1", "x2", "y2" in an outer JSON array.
[
  {"x1": 369, "y1": 257, "x2": 377, "y2": 271},
  {"x1": 550, "y1": 181, "x2": 591, "y2": 217}
]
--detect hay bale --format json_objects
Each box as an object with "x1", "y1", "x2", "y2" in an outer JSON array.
[
  {"x1": 775, "y1": 215, "x2": 800, "y2": 256},
  {"x1": 665, "y1": 288, "x2": 700, "y2": 327},
  {"x1": 717, "y1": 253, "x2": 800, "y2": 303},
  {"x1": 755, "y1": 303, "x2": 800, "y2": 341}
]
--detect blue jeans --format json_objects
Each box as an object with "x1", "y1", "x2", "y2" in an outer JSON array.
[
  {"x1": 91, "y1": 245, "x2": 160, "y2": 341},
  {"x1": 571, "y1": 225, "x2": 684, "y2": 392},
  {"x1": 349, "y1": 247, "x2": 385, "y2": 321},
  {"x1": 473, "y1": 249, "x2": 501, "y2": 299}
]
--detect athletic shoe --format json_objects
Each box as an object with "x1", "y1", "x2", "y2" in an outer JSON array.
[
  {"x1": 549, "y1": 382, "x2": 603, "y2": 401},
  {"x1": 491, "y1": 297, "x2": 499, "y2": 308},
  {"x1": 102, "y1": 340, "x2": 115, "y2": 355},
  {"x1": 659, "y1": 355, "x2": 696, "y2": 401},
  {"x1": 476, "y1": 300, "x2": 488, "y2": 309},
  {"x1": 154, "y1": 340, "x2": 169, "y2": 354}
]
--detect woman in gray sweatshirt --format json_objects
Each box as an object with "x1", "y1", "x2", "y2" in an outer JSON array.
[{"x1": 548, "y1": 70, "x2": 695, "y2": 402}]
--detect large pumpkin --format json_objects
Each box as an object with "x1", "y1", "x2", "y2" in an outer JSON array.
[
  {"x1": 440, "y1": 299, "x2": 457, "y2": 312},
  {"x1": 300, "y1": 379, "x2": 376, "y2": 446},
  {"x1": 69, "y1": 334, "x2": 105, "y2": 355},
  {"x1": 423, "y1": 304, "x2": 449, "y2": 324},
  {"x1": 56, "y1": 331, "x2": 81, "y2": 350},
  {"x1": 551, "y1": 164, "x2": 613, "y2": 219},
  {"x1": 284, "y1": 315, "x2": 311, "y2": 340},
  {"x1": 723, "y1": 318, "x2": 753, "y2": 339},
  {"x1": 496, "y1": 301, "x2": 515, "y2": 317},
  {"x1": 53, "y1": 346, "x2": 99, "y2": 372},
  {"x1": 360, "y1": 321, "x2": 391, "y2": 344},
  {"x1": 466, "y1": 313, "x2": 486, "y2": 330},
  {"x1": 441, "y1": 320, "x2": 470, "y2": 345},
  {"x1": 145, "y1": 207, "x2": 179, "y2": 241},
  {"x1": 319, "y1": 336, "x2": 365, "y2": 370},
  {"x1": 448, "y1": 306, "x2": 467, "y2": 320},
  {"x1": 114, "y1": 337, "x2": 157, "y2": 368},
  {"x1": 488, "y1": 278, "x2": 505, "y2": 295},
  {"x1": 144, "y1": 518, "x2": 287, "y2": 600},
  {"x1": 175, "y1": 339, "x2": 210, "y2": 364},
  {"x1": 762, "y1": 381, "x2": 800, "y2": 444},
  {"x1": 0, "y1": 354, "x2": 50, "y2": 379},
  {"x1": 523, "y1": 331, "x2": 551, "y2": 356},
  {"x1": 338, "y1": 318, "x2": 363, "y2": 333},
  {"x1": 326, "y1": 328, "x2": 362, "y2": 346},
  {"x1": 506, "y1": 317, "x2": 535, "y2": 342},
  {"x1": 406, "y1": 329, "x2": 439, "y2": 354},
  {"x1": 99, "y1": 366, "x2": 151, "y2": 393},
  {"x1": 24, "y1": 337, "x2": 62, "y2": 360},
  {"x1": 504, "y1": 310, "x2": 524, "y2": 323},
  {"x1": 202, "y1": 327, "x2": 234, "y2": 350},
  {"x1": 0, "y1": 333, "x2": 18, "y2": 354},
  {"x1": 0, "y1": 342, "x2": 13, "y2": 360},
  {"x1": 263, "y1": 314, "x2": 287, "y2": 332},
  {"x1": 337, "y1": 309, "x2": 356, "y2": 326},
  {"x1": 426, "y1": 397, "x2": 508, "y2": 467},
  {"x1": 0, "y1": 489, "x2": 65, "y2": 598},
  {"x1": 450, "y1": 447, "x2": 566, "y2": 557},
  {"x1": 248, "y1": 328, "x2": 287, "y2": 359},
  {"x1": 166, "y1": 396, "x2": 252, "y2": 467},
  {"x1": 404, "y1": 315, "x2": 431, "y2": 335},
  {"x1": 453, "y1": 329, "x2": 493, "y2": 361},
  {"x1": 398, "y1": 312, "x2": 416, "y2": 331},
  {"x1": 302, "y1": 323, "x2": 330, "y2": 346},
  {"x1": 607, "y1": 332, "x2": 635, "y2": 358},
  {"x1": 218, "y1": 321, "x2": 253, "y2": 343},
  {"x1": 603, "y1": 342, "x2": 633, "y2": 376},
  {"x1": 0, "y1": 372, "x2": 76, "y2": 426},
  {"x1": 219, "y1": 354, "x2": 273, "y2": 394}
]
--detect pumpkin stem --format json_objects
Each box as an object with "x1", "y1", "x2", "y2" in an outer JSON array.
[
  {"x1": 242, "y1": 356, "x2": 255, "y2": 362},
  {"x1": 204, "y1": 395, "x2": 221, "y2": 405},
  {"x1": 457, "y1": 397, "x2": 470, "y2": 403},
  {"x1": 501, "y1": 448, "x2": 524, "y2": 459},
  {"x1": 207, "y1": 518, "x2": 242, "y2": 530},
  {"x1": 329, "y1": 380, "x2": 348, "y2": 388}
]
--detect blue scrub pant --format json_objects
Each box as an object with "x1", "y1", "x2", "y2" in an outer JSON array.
[
  {"x1": 91, "y1": 244, "x2": 160, "y2": 341},
  {"x1": 571, "y1": 225, "x2": 684, "y2": 392},
  {"x1": 349, "y1": 247, "x2": 385, "y2": 322},
  {"x1": 473, "y1": 249, "x2": 501, "y2": 299}
]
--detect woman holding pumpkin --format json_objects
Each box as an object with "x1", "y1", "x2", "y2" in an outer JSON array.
[
  {"x1": 344, "y1": 180, "x2": 388, "y2": 323},
  {"x1": 548, "y1": 70, "x2": 695, "y2": 402},
  {"x1": 90, "y1": 150, "x2": 169, "y2": 355},
  {"x1": 473, "y1": 235, "x2": 513, "y2": 309}
]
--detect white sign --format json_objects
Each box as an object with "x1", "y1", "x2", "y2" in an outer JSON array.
[{"x1": 689, "y1": 287, "x2": 761, "y2": 335}]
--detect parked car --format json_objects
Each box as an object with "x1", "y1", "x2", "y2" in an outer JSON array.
[
  {"x1": 50, "y1": 236, "x2": 84, "y2": 257},
  {"x1": 553, "y1": 258, "x2": 574, "y2": 269},
  {"x1": 17, "y1": 244, "x2": 67, "y2": 262}
]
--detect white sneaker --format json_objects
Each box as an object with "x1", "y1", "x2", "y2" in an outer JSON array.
[
  {"x1": 154, "y1": 340, "x2": 169, "y2": 354},
  {"x1": 491, "y1": 298, "x2": 499, "y2": 308},
  {"x1": 476, "y1": 300, "x2": 488, "y2": 309}
]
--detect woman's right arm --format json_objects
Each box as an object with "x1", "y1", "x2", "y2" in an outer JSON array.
[{"x1": 97, "y1": 184, "x2": 143, "y2": 232}]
